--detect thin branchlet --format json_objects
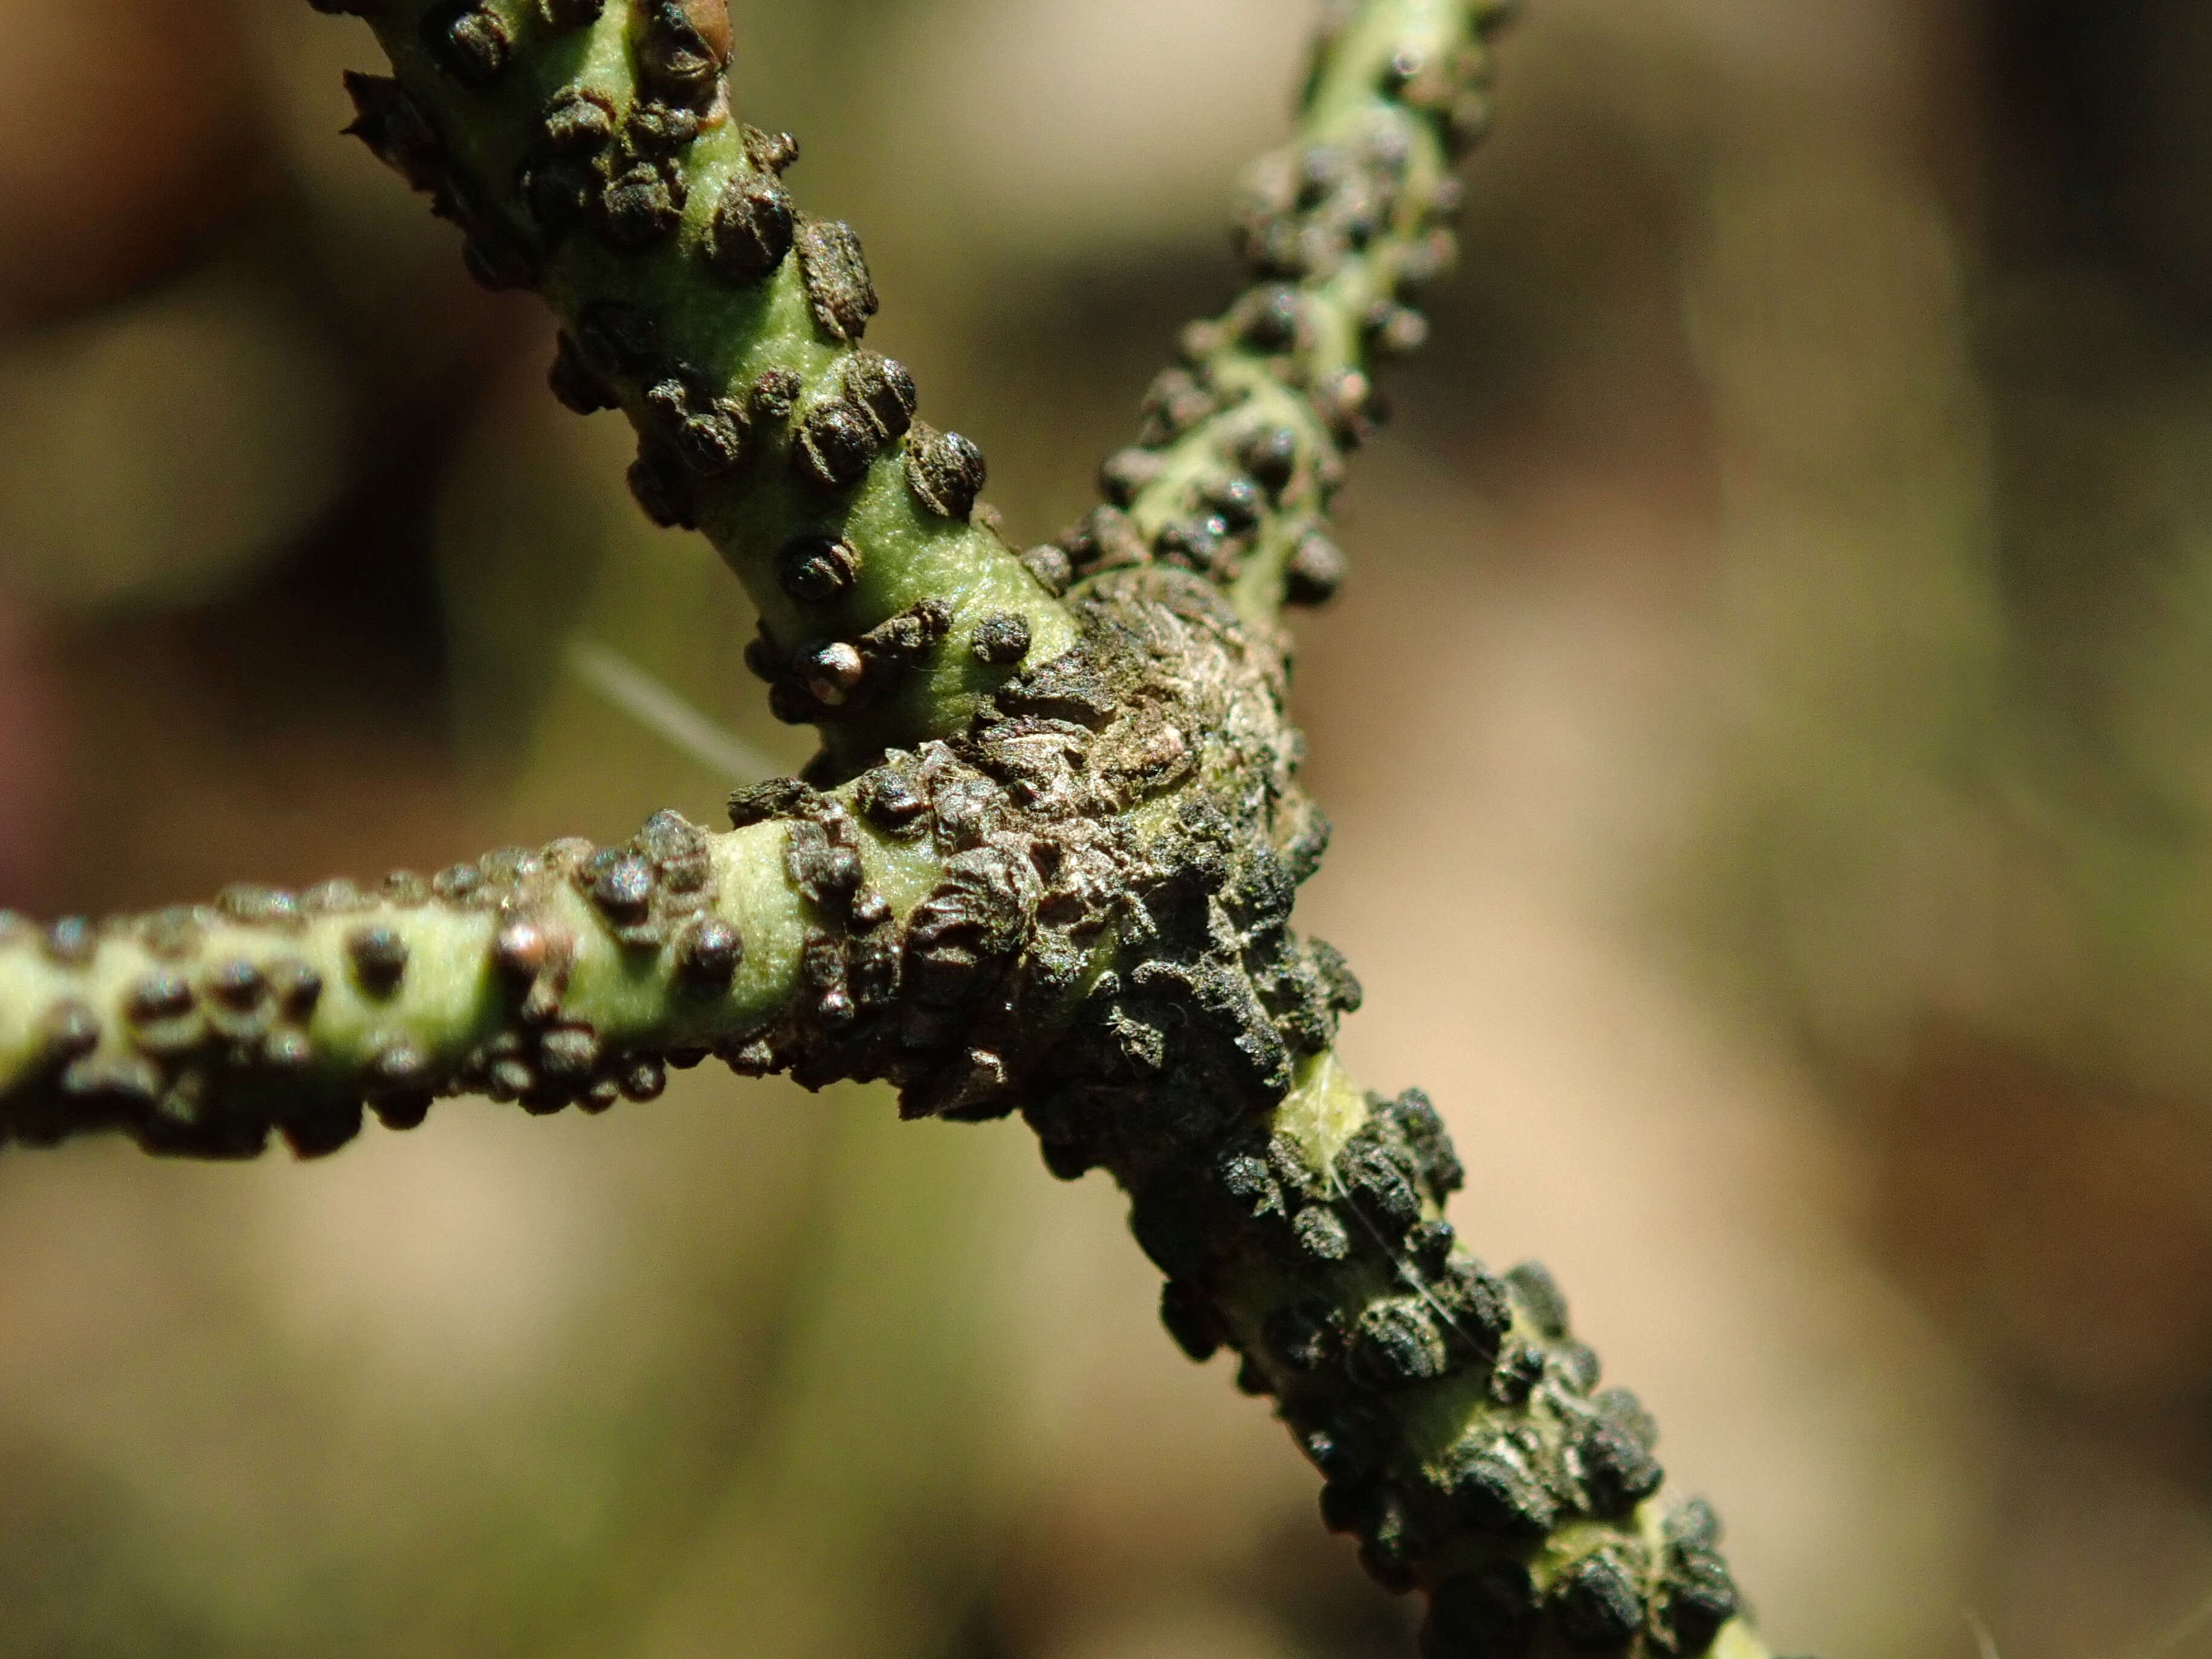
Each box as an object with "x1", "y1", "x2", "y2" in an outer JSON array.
[
  {"x1": 1052, "y1": 0, "x2": 1508, "y2": 631},
  {"x1": 0, "y1": 5, "x2": 1791, "y2": 1659},
  {"x1": 0, "y1": 803, "x2": 951, "y2": 1156}
]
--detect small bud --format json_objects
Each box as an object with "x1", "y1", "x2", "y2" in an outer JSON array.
[
  {"x1": 430, "y1": 5, "x2": 513, "y2": 86},
  {"x1": 1284, "y1": 531, "x2": 1345, "y2": 607},
  {"x1": 542, "y1": 85, "x2": 618, "y2": 153},
  {"x1": 777, "y1": 534, "x2": 862, "y2": 605},
  {"x1": 844, "y1": 352, "x2": 918, "y2": 444},
  {"x1": 904, "y1": 422, "x2": 986, "y2": 519},
  {"x1": 493, "y1": 918, "x2": 551, "y2": 981},
  {"x1": 800, "y1": 642, "x2": 865, "y2": 706},
  {"x1": 598, "y1": 161, "x2": 685, "y2": 249},
  {"x1": 38, "y1": 1000, "x2": 101, "y2": 1060},
  {"x1": 793, "y1": 401, "x2": 881, "y2": 491},
  {"x1": 125, "y1": 972, "x2": 194, "y2": 1025},
  {"x1": 619, "y1": 1058, "x2": 667, "y2": 1101},
  {"x1": 43, "y1": 917, "x2": 94, "y2": 966},
  {"x1": 629, "y1": 0, "x2": 733, "y2": 108},
  {"x1": 969, "y1": 612, "x2": 1032, "y2": 667},
  {"x1": 592, "y1": 855, "x2": 655, "y2": 921},
  {"x1": 795, "y1": 218, "x2": 879, "y2": 341},
  {"x1": 676, "y1": 917, "x2": 743, "y2": 987},
  {"x1": 1021, "y1": 544, "x2": 1073, "y2": 596},
  {"x1": 742, "y1": 126, "x2": 799, "y2": 173},
  {"x1": 707, "y1": 176, "x2": 795, "y2": 282},
  {"x1": 1240, "y1": 283, "x2": 1305, "y2": 352},
  {"x1": 346, "y1": 927, "x2": 410, "y2": 997}
]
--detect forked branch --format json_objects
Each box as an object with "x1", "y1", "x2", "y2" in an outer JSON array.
[{"x1": 0, "y1": 5, "x2": 1781, "y2": 1658}]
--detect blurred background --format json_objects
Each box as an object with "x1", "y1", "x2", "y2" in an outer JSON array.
[{"x1": 0, "y1": 0, "x2": 2207, "y2": 1653}]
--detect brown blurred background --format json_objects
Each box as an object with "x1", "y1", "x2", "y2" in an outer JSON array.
[{"x1": 1, "y1": 0, "x2": 2210, "y2": 1654}]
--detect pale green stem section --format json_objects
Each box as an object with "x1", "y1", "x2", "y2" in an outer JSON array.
[
  {"x1": 0, "y1": 806, "x2": 951, "y2": 1157},
  {"x1": 0, "y1": 830, "x2": 753, "y2": 1088},
  {"x1": 1105, "y1": 0, "x2": 1509, "y2": 633},
  {"x1": 355, "y1": 0, "x2": 1074, "y2": 768}
]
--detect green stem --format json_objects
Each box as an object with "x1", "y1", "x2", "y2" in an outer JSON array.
[
  {"x1": 0, "y1": 797, "x2": 949, "y2": 1157},
  {"x1": 334, "y1": 0, "x2": 1075, "y2": 773},
  {"x1": 1059, "y1": 0, "x2": 1509, "y2": 632}
]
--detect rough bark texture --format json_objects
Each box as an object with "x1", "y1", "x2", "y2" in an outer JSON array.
[{"x1": 0, "y1": 4, "x2": 1788, "y2": 1657}]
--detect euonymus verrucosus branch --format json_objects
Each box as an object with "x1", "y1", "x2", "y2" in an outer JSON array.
[{"x1": 0, "y1": 4, "x2": 1780, "y2": 1656}]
